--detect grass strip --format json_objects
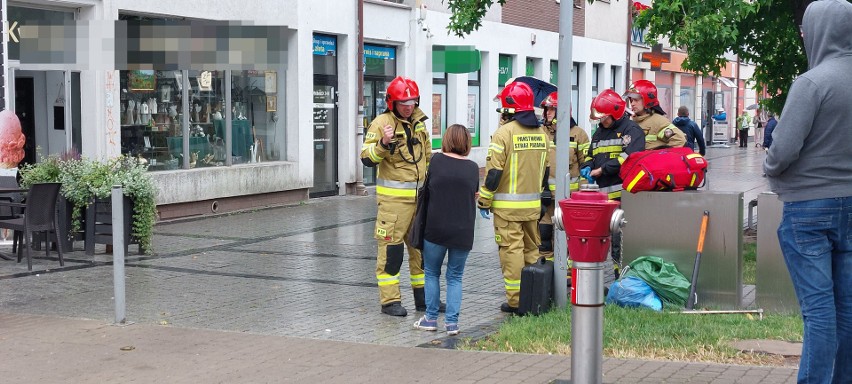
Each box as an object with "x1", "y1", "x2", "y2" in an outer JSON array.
[{"x1": 466, "y1": 305, "x2": 802, "y2": 366}]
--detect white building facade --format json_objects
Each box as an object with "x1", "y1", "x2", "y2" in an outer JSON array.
[{"x1": 2, "y1": 0, "x2": 630, "y2": 219}]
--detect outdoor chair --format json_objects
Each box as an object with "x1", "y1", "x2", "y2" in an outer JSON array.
[
  {"x1": 0, "y1": 183, "x2": 64, "y2": 271},
  {"x1": 0, "y1": 175, "x2": 25, "y2": 253}
]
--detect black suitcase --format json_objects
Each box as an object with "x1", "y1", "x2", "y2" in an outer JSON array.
[{"x1": 517, "y1": 257, "x2": 554, "y2": 316}]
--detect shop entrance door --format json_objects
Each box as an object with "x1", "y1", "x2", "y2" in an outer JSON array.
[
  {"x1": 12, "y1": 70, "x2": 79, "y2": 165},
  {"x1": 310, "y1": 78, "x2": 338, "y2": 197},
  {"x1": 362, "y1": 78, "x2": 392, "y2": 185},
  {"x1": 14, "y1": 77, "x2": 36, "y2": 166}
]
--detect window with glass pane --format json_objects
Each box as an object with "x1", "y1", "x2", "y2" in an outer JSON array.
[
  {"x1": 611, "y1": 66, "x2": 618, "y2": 90},
  {"x1": 592, "y1": 64, "x2": 600, "y2": 97},
  {"x1": 526, "y1": 58, "x2": 535, "y2": 76},
  {"x1": 177, "y1": 70, "x2": 226, "y2": 168},
  {"x1": 119, "y1": 70, "x2": 184, "y2": 171},
  {"x1": 498, "y1": 54, "x2": 513, "y2": 90},
  {"x1": 571, "y1": 63, "x2": 580, "y2": 123},
  {"x1": 550, "y1": 60, "x2": 558, "y2": 84},
  {"x1": 232, "y1": 70, "x2": 284, "y2": 164},
  {"x1": 680, "y1": 87, "x2": 695, "y2": 113}
]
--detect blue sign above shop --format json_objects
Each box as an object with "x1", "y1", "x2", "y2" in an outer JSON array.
[
  {"x1": 364, "y1": 45, "x2": 395, "y2": 60},
  {"x1": 313, "y1": 35, "x2": 337, "y2": 56}
]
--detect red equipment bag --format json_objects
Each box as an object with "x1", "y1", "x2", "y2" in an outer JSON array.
[{"x1": 619, "y1": 147, "x2": 708, "y2": 193}]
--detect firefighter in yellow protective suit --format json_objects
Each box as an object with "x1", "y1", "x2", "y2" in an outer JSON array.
[
  {"x1": 478, "y1": 82, "x2": 550, "y2": 313},
  {"x1": 624, "y1": 80, "x2": 686, "y2": 149},
  {"x1": 538, "y1": 92, "x2": 590, "y2": 262},
  {"x1": 360, "y1": 76, "x2": 431, "y2": 317}
]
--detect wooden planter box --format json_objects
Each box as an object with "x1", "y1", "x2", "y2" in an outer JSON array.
[{"x1": 84, "y1": 196, "x2": 143, "y2": 255}]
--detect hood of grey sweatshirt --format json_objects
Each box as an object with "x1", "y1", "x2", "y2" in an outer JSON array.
[{"x1": 763, "y1": 0, "x2": 852, "y2": 202}]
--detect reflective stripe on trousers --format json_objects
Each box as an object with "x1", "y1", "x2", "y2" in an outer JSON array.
[
  {"x1": 376, "y1": 178, "x2": 422, "y2": 197},
  {"x1": 599, "y1": 184, "x2": 622, "y2": 199},
  {"x1": 492, "y1": 192, "x2": 540, "y2": 209}
]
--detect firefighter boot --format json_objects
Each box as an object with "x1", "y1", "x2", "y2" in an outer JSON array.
[
  {"x1": 500, "y1": 302, "x2": 518, "y2": 314},
  {"x1": 413, "y1": 287, "x2": 446, "y2": 312},
  {"x1": 381, "y1": 302, "x2": 408, "y2": 317}
]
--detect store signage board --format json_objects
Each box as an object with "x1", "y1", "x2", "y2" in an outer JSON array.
[
  {"x1": 313, "y1": 35, "x2": 336, "y2": 56},
  {"x1": 364, "y1": 45, "x2": 395, "y2": 60},
  {"x1": 433, "y1": 45, "x2": 480, "y2": 74}
]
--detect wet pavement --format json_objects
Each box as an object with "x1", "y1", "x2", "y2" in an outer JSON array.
[{"x1": 0, "y1": 144, "x2": 798, "y2": 383}]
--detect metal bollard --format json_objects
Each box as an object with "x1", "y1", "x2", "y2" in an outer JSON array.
[{"x1": 112, "y1": 185, "x2": 126, "y2": 325}]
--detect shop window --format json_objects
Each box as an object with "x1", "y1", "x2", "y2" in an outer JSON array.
[
  {"x1": 232, "y1": 70, "x2": 284, "y2": 164},
  {"x1": 467, "y1": 69, "x2": 481, "y2": 147},
  {"x1": 431, "y1": 72, "x2": 447, "y2": 149},
  {"x1": 680, "y1": 87, "x2": 695, "y2": 115},
  {"x1": 657, "y1": 86, "x2": 674, "y2": 115},
  {"x1": 119, "y1": 70, "x2": 186, "y2": 171},
  {"x1": 498, "y1": 54, "x2": 513, "y2": 90},
  {"x1": 119, "y1": 69, "x2": 284, "y2": 170}
]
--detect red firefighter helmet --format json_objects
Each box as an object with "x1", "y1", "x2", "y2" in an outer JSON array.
[
  {"x1": 590, "y1": 89, "x2": 626, "y2": 120},
  {"x1": 386, "y1": 76, "x2": 420, "y2": 106},
  {"x1": 541, "y1": 92, "x2": 558, "y2": 108},
  {"x1": 499, "y1": 82, "x2": 535, "y2": 112},
  {"x1": 624, "y1": 79, "x2": 659, "y2": 108}
]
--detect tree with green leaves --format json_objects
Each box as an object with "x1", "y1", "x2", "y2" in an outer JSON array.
[
  {"x1": 635, "y1": 0, "x2": 814, "y2": 113},
  {"x1": 444, "y1": 0, "x2": 819, "y2": 113}
]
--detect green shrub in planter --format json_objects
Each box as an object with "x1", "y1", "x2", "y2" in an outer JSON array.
[{"x1": 19, "y1": 155, "x2": 157, "y2": 253}]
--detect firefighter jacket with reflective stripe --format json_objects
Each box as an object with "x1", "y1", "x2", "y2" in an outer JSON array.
[
  {"x1": 544, "y1": 123, "x2": 591, "y2": 193},
  {"x1": 360, "y1": 109, "x2": 431, "y2": 202},
  {"x1": 478, "y1": 120, "x2": 550, "y2": 221},
  {"x1": 633, "y1": 112, "x2": 686, "y2": 150},
  {"x1": 581, "y1": 116, "x2": 645, "y2": 200}
]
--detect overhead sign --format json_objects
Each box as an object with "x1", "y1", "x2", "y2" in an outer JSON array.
[{"x1": 639, "y1": 44, "x2": 671, "y2": 71}]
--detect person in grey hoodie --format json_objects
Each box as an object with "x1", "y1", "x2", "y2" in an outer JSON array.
[{"x1": 763, "y1": 1, "x2": 852, "y2": 382}]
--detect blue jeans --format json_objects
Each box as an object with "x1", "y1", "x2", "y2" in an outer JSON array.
[
  {"x1": 422, "y1": 239, "x2": 469, "y2": 324},
  {"x1": 778, "y1": 197, "x2": 852, "y2": 383}
]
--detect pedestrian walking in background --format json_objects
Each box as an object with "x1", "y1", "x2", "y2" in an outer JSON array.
[
  {"x1": 752, "y1": 110, "x2": 766, "y2": 147},
  {"x1": 624, "y1": 80, "x2": 686, "y2": 149},
  {"x1": 413, "y1": 124, "x2": 479, "y2": 336},
  {"x1": 478, "y1": 81, "x2": 550, "y2": 314},
  {"x1": 737, "y1": 111, "x2": 751, "y2": 148},
  {"x1": 762, "y1": 112, "x2": 777, "y2": 150},
  {"x1": 581, "y1": 89, "x2": 645, "y2": 278},
  {"x1": 360, "y1": 76, "x2": 431, "y2": 317},
  {"x1": 672, "y1": 106, "x2": 707, "y2": 155},
  {"x1": 763, "y1": 0, "x2": 852, "y2": 381}
]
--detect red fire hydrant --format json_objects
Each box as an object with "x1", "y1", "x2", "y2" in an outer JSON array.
[{"x1": 553, "y1": 184, "x2": 625, "y2": 384}]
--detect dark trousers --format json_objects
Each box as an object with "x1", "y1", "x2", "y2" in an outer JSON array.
[{"x1": 739, "y1": 129, "x2": 749, "y2": 147}]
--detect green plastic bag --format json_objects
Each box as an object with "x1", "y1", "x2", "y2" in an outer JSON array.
[{"x1": 623, "y1": 256, "x2": 691, "y2": 307}]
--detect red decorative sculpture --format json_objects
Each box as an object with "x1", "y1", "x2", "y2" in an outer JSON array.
[{"x1": 0, "y1": 110, "x2": 26, "y2": 168}]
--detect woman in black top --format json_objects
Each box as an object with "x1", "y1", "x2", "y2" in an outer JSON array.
[{"x1": 413, "y1": 124, "x2": 479, "y2": 336}]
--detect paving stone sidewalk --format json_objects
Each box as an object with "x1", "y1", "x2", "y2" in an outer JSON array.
[
  {"x1": 0, "y1": 313, "x2": 797, "y2": 383},
  {"x1": 0, "y1": 146, "x2": 799, "y2": 383}
]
